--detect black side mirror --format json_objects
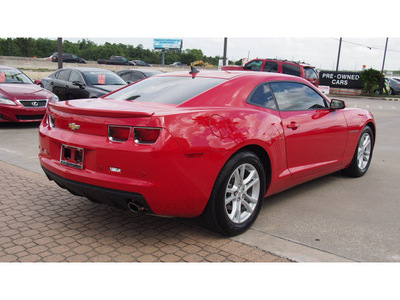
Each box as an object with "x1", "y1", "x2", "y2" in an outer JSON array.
[{"x1": 330, "y1": 99, "x2": 346, "y2": 110}]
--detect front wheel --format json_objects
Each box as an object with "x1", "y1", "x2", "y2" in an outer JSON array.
[
  {"x1": 343, "y1": 126, "x2": 374, "y2": 177},
  {"x1": 202, "y1": 151, "x2": 266, "y2": 236}
]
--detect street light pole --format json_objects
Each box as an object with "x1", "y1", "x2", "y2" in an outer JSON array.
[
  {"x1": 57, "y1": 37, "x2": 63, "y2": 70},
  {"x1": 381, "y1": 37, "x2": 388, "y2": 73},
  {"x1": 336, "y1": 37, "x2": 342, "y2": 71},
  {"x1": 223, "y1": 37, "x2": 227, "y2": 66}
]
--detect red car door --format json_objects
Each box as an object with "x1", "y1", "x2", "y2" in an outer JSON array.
[{"x1": 270, "y1": 81, "x2": 348, "y2": 180}]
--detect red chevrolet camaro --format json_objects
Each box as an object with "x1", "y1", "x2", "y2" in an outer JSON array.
[
  {"x1": 38, "y1": 70, "x2": 375, "y2": 236},
  {"x1": 0, "y1": 65, "x2": 58, "y2": 122}
]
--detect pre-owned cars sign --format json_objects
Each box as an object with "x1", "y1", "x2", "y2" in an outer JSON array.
[{"x1": 319, "y1": 71, "x2": 363, "y2": 89}]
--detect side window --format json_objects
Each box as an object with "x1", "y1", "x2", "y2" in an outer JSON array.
[
  {"x1": 117, "y1": 72, "x2": 129, "y2": 81},
  {"x1": 263, "y1": 61, "x2": 278, "y2": 73},
  {"x1": 243, "y1": 60, "x2": 263, "y2": 71},
  {"x1": 69, "y1": 71, "x2": 84, "y2": 83},
  {"x1": 247, "y1": 83, "x2": 278, "y2": 110},
  {"x1": 57, "y1": 70, "x2": 71, "y2": 81},
  {"x1": 305, "y1": 68, "x2": 318, "y2": 80},
  {"x1": 270, "y1": 82, "x2": 327, "y2": 111},
  {"x1": 282, "y1": 64, "x2": 301, "y2": 77},
  {"x1": 129, "y1": 72, "x2": 145, "y2": 82}
]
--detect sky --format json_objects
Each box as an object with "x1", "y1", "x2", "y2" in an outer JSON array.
[
  {"x1": 4, "y1": 0, "x2": 400, "y2": 72},
  {"x1": 66, "y1": 37, "x2": 400, "y2": 71}
]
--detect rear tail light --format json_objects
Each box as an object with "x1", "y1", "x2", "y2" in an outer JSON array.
[
  {"x1": 48, "y1": 114, "x2": 55, "y2": 129},
  {"x1": 134, "y1": 127, "x2": 161, "y2": 144},
  {"x1": 108, "y1": 126, "x2": 131, "y2": 142}
]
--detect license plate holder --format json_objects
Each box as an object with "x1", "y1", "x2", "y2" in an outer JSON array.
[{"x1": 60, "y1": 144, "x2": 85, "y2": 169}]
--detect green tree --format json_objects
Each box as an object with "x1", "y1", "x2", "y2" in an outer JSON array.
[
  {"x1": 35, "y1": 38, "x2": 58, "y2": 57},
  {"x1": 180, "y1": 49, "x2": 204, "y2": 65},
  {"x1": 360, "y1": 68, "x2": 382, "y2": 94},
  {"x1": 13, "y1": 38, "x2": 36, "y2": 57}
]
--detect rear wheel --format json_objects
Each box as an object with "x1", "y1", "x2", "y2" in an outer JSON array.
[
  {"x1": 202, "y1": 151, "x2": 266, "y2": 236},
  {"x1": 343, "y1": 126, "x2": 374, "y2": 177}
]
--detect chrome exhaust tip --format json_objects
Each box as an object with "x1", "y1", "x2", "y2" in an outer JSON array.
[{"x1": 127, "y1": 202, "x2": 145, "y2": 213}]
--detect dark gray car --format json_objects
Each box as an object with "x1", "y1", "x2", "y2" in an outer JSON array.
[
  {"x1": 41, "y1": 67, "x2": 127, "y2": 100},
  {"x1": 116, "y1": 69, "x2": 162, "y2": 84}
]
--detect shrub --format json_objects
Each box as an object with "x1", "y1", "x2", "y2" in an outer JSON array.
[{"x1": 360, "y1": 68, "x2": 382, "y2": 94}]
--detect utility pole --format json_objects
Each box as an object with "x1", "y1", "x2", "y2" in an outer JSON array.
[
  {"x1": 336, "y1": 37, "x2": 342, "y2": 71},
  {"x1": 380, "y1": 37, "x2": 389, "y2": 94},
  {"x1": 57, "y1": 37, "x2": 63, "y2": 69},
  {"x1": 381, "y1": 37, "x2": 388, "y2": 73},
  {"x1": 223, "y1": 37, "x2": 228, "y2": 66}
]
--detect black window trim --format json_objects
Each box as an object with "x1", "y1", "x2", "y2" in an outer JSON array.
[
  {"x1": 267, "y1": 80, "x2": 330, "y2": 112},
  {"x1": 245, "y1": 82, "x2": 279, "y2": 111}
]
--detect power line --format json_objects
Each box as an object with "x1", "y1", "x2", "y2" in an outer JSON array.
[{"x1": 330, "y1": 38, "x2": 400, "y2": 53}]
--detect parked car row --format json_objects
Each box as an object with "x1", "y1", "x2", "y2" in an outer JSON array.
[
  {"x1": 46, "y1": 53, "x2": 152, "y2": 67},
  {"x1": 40, "y1": 67, "x2": 163, "y2": 101},
  {"x1": 0, "y1": 66, "x2": 162, "y2": 122}
]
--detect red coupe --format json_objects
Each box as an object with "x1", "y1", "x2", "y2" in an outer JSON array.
[
  {"x1": 38, "y1": 70, "x2": 375, "y2": 236},
  {"x1": 0, "y1": 65, "x2": 58, "y2": 122}
]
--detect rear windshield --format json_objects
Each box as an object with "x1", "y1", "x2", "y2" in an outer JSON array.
[
  {"x1": 104, "y1": 76, "x2": 226, "y2": 104},
  {"x1": 82, "y1": 71, "x2": 126, "y2": 85}
]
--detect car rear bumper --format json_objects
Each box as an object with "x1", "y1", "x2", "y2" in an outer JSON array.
[{"x1": 42, "y1": 166, "x2": 152, "y2": 213}]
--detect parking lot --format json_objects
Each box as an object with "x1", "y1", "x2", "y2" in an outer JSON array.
[{"x1": 1, "y1": 97, "x2": 399, "y2": 262}]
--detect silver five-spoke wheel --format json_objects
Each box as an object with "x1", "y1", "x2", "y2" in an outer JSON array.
[
  {"x1": 225, "y1": 163, "x2": 260, "y2": 224},
  {"x1": 343, "y1": 125, "x2": 374, "y2": 177},
  {"x1": 357, "y1": 132, "x2": 371, "y2": 170},
  {"x1": 202, "y1": 151, "x2": 266, "y2": 236}
]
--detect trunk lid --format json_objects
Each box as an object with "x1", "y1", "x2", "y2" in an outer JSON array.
[
  {"x1": 49, "y1": 98, "x2": 173, "y2": 118},
  {"x1": 47, "y1": 98, "x2": 174, "y2": 137}
]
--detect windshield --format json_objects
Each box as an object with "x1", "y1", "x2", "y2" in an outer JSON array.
[
  {"x1": 0, "y1": 69, "x2": 33, "y2": 84},
  {"x1": 82, "y1": 71, "x2": 127, "y2": 85},
  {"x1": 103, "y1": 76, "x2": 226, "y2": 104}
]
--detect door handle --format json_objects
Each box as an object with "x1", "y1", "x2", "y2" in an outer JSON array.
[{"x1": 287, "y1": 122, "x2": 299, "y2": 130}]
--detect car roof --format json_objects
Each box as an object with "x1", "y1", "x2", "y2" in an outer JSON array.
[
  {"x1": 56, "y1": 67, "x2": 113, "y2": 73},
  {"x1": 117, "y1": 69, "x2": 162, "y2": 75},
  {"x1": 249, "y1": 58, "x2": 315, "y2": 68}
]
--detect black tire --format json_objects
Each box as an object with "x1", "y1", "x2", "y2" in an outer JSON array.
[
  {"x1": 343, "y1": 126, "x2": 374, "y2": 177},
  {"x1": 202, "y1": 151, "x2": 266, "y2": 236}
]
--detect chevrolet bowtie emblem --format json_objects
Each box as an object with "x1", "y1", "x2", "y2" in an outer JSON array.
[{"x1": 69, "y1": 123, "x2": 81, "y2": 131}]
